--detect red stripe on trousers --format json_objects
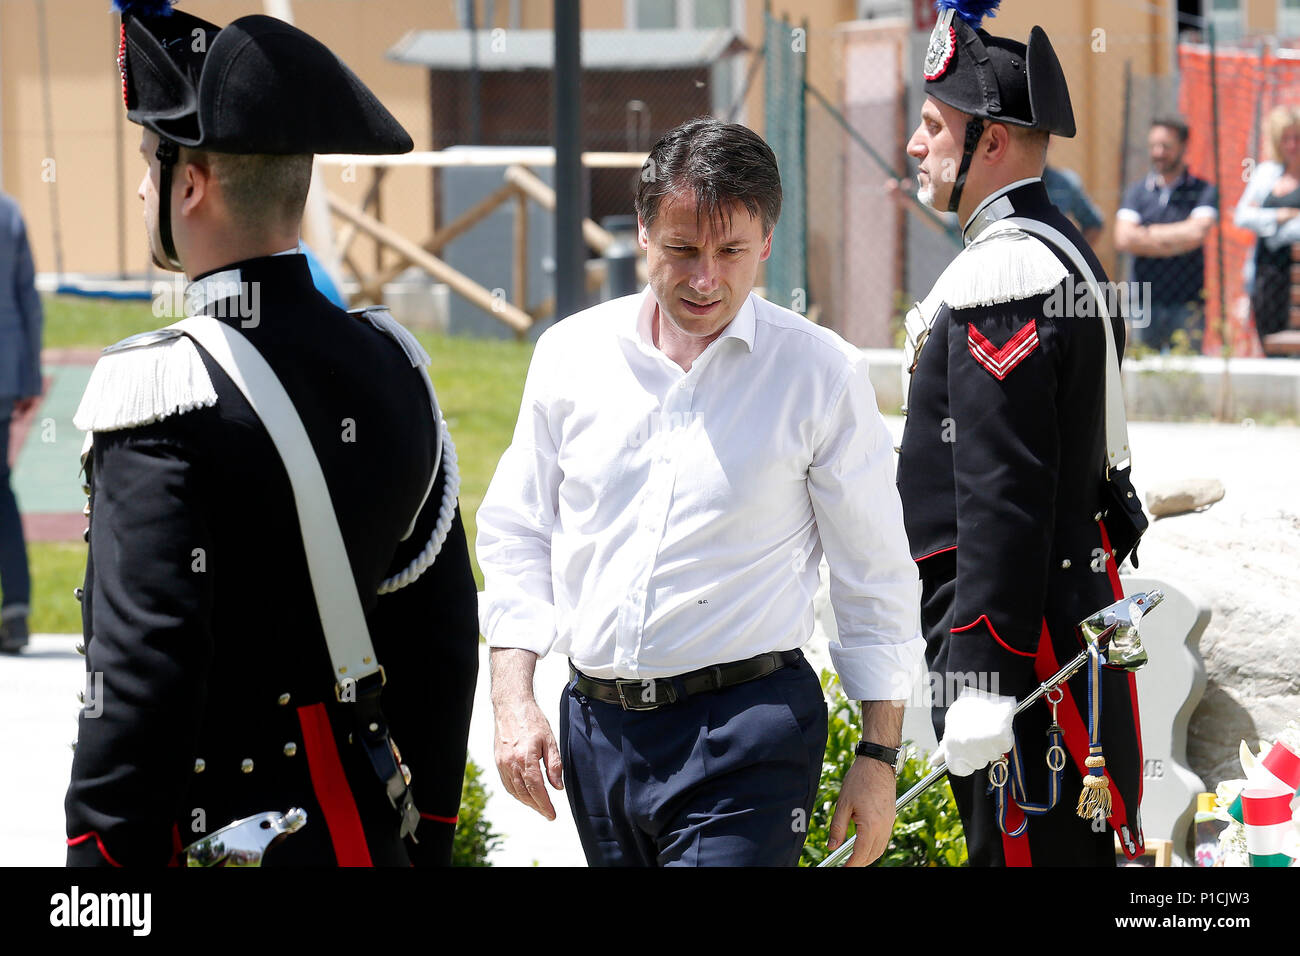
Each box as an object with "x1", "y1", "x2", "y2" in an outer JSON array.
[
  {"x1": 1034, "y1": 621, "x2": 1133, "y2": 838},
  {"x1": 1001, "y1": 804, "x2": 1033, "y2": 867},
  {"x1": 298, "y1": 702, "x2": 373, "y2": 867}
]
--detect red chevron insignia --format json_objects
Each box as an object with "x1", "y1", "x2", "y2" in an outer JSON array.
[{"x1": 967, "y1": 320, "x2": 1040, "y2": 380}]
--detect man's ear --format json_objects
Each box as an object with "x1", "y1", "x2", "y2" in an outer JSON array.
[
  {"x1": 983, "y1": 122, "x2": 1012, "y2": 165},
  {"x1": 177, "y1": 157, "x2": 212, "y2": 218},
  {"x1": 637, "y1": 216, "x2": 650, "y2": 251},
  {"x1": 759, "y1": 230, "x2": 773, "y2": 261}
]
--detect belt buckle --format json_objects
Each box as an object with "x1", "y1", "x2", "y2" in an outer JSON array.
[{"x1": 615, "y1": 678, "x2": 676, "y2": 711}]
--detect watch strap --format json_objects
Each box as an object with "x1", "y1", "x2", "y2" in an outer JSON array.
[{"x1": 855, "y1": 740, "x2": 902, "y2": 772}]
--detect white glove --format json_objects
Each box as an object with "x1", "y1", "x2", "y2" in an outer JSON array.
[{"x1": 933, "y1": 687, "x2": 1017, "y2": 777}]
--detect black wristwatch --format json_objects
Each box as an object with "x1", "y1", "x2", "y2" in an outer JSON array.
[{"x1": 855, "y1": 740, "x2": 903, "y2": 774}]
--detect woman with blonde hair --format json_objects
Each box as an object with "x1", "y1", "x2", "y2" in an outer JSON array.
[{"x1": 1235, "y1": 104, "x2": 1300, "y2": 351}]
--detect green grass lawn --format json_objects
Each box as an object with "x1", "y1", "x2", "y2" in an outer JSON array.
[{"x1": 25, "y1": 294, "x2": 534, "y2": 633}]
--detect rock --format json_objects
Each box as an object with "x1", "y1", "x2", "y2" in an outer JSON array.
[{"x1": 1146, "y1": 479, "x2": 1226, "y2": 518}]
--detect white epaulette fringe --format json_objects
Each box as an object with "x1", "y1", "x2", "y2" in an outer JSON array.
[
  {"x1": 73, "y1": 329, "x2": 218, "y2": 432},
  {"x1": 938, "y1": 226, "x2": 1068, "y2": 311}
]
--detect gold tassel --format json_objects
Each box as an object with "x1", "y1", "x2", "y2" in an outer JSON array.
[{"x1": 1076, "y1": 754, "x2": 1112, "y2": 820}]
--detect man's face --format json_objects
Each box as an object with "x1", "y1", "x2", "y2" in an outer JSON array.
[
  {"x1": 137, "y1": 128, "x2": 176, "y2": 271},
  {"x1": 638, "y1": 191, "x2": 771, "y2": 342},
  {"x1": 1148, "y1": 125, "x2": 1186, "y2": 177},
  {"x1": 907, "y1": 96, "x2": 969, "y2": 210}
]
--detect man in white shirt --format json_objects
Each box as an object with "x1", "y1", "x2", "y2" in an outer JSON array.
[{"x1": 477, "y1": 119, "x2": 923, "y2": 867}]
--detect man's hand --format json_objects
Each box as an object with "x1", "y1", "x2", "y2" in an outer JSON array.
[
  {"x1": 489, "y1": 647, "x2": 563, "y2": 820},
  {"x1": 826, "y1": 755, "x2": 898, "y2": 866}
]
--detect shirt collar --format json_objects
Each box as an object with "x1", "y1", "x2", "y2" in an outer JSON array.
[
  {"x1": 183, "y1": 246, "x2": 301, "y2": 316},
  {"x1": 1146, "y1": 168, "x2": 1189, "y2": 192},
  {"x1": 630, "y1": 285, "x2": 757, "y2": 355},
  {"x1": 962, "y1": 177, "x2": 1041, "y2": 245}
]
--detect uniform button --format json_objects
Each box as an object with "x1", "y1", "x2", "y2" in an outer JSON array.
[
  {"x1": 83, "y1": 528, "x2": 90, "y2": 543},
  {"x1": 277, "y1": 692, "x2": 291, "y2": 706},
  {"x1": 1060, "y1": 559, "x2": 1071, "y2": 569},
  {"x1": 283, "y1": 742, "x2": 298, "y2": 758},
  {"x1": 82, "y1": 502, "x2": 91, "y2": 517},
  {"x1": 77, "y1": 691, "x2": 85, "y2": 704},
  {"x1": 75, "y1": 642, "x2": 86, "y2": 656},
  {"x1": 69, "y1": 741, "x2": 77, "y2": 752},
  {"x1": 1093, "y1": 512, "x2": 1103, "y2": 522},
  {"x1": 74, "y1": 587, "x2": 84, "y2": 602},
  {"x1": 240, "y1": 758, "x2": 254, "y2": 774},
  {"x1": 194, "y1": 758, "x2": 206, "y2": 773},
  {"x1": 367, "y1": 722, "x2": 380, "y2": 733}
]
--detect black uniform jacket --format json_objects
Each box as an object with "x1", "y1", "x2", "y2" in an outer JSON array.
[
  {"x1": 65, "y1": 254, "x2": 479, "y2": 866},
  {"x1": 897, "y1": 181, "x2": 1145, "y2": 856}
]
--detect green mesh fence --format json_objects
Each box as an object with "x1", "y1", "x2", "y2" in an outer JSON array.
[{"x1": 763, "y1": 9, "x2": 806, "y2": 314}]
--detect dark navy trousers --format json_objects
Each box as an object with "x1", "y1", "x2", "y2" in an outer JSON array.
[{"x1": 560, "y1": 653, "x2": 828, "y2": 867}]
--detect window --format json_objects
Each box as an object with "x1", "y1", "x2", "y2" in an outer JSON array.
[
  {"x1": 1281, "y1": 0, "x2": 1300, "y2": 40},
  {"x1": 1209, "y1": 0, "x2": 1243, "y2": 44}
]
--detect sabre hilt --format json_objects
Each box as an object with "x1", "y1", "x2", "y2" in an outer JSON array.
[{"x1": 184, "y1": 807, "x2": 308, "y2": 867}]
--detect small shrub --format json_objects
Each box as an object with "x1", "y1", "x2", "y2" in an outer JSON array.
[
  {"x1": 800, "y1": 670, "x2": 967, "y2": 867},
  {"x1": 452, "y1": 758, "x2": 503, "y2": 866}
]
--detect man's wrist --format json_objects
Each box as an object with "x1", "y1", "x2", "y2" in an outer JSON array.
[{"x1": 855, "y1": 740, "x2": 903, "y2": 774}]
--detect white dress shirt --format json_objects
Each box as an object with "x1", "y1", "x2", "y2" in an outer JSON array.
[{"x1": 476, "y1": 287, "x2": 924, "y2": 701}]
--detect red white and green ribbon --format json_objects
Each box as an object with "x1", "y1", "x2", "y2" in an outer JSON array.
[{"x1": 1228, "y1": 740, "x2": 1300, "y2": 866}]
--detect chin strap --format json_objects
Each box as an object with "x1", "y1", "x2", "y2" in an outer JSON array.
[
  {"x1": 154, "y1": 137, "x2": 184, "y2": 271},
  {"x1": 946, "y1": 118, "x2": 988, "y2": 215}
]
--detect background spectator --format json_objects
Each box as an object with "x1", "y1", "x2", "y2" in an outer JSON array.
[
  {"x1": 1114, "y1": 117, "x2": 1219, "y2": 352},
  {"x1": 1043, "y1": 152, "x2": 1103, "y2": 245},
  {"x1": 1234, "y1": 104, "x2": 1300, "y2": 354},
  {"x1": 0, "y1": 192, "x2": 43, "y2": 654}
]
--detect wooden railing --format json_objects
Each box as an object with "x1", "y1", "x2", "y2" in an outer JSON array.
[{"x1": 315, "y1": 151, "x2": 649, "y2": 338}]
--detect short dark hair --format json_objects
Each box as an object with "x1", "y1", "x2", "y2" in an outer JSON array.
[
  {"x1": 1151, "y1": 117, "x2": 1190, "y2": 144},
  {"x1": 635, "y1": 118, "x2": 782, "y2": 237},
  {"x1": 183, "y1": 148, "x2": 314, "y2": 232}
]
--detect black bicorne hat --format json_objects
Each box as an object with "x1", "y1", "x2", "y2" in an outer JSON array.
[
  {"x1": 115, "y1": 1, "x2": 413, "y2": 155},
  {"x1": 919, "y1": 1, "x2": 1074, "y2": 213},
  {"x1": 922, "y1": 0, "x2": 1075, "y2": 136}
]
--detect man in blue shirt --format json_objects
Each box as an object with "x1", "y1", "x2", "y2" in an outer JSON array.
[
  {"x1": 0, "y1": 192, "x2": 42, "y2": 654},
  {"x1": 1114, "y1": 118, "x2": 1218, "y2": 352},
  {"x1": 1043, "y1": 160, "x2": 1102, "y2": 245}
]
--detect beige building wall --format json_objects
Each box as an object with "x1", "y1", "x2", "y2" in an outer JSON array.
[
  {"x1": 0, "y1": 0, "x2": 440, "y2": 279},
  {"x1": 7, "y1": 0, "x2": 1270, "y2": 280}
]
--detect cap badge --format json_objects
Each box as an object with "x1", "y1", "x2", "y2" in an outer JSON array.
[{"x1": 924, "y1": 10, "x2": 957, "y2": 81}]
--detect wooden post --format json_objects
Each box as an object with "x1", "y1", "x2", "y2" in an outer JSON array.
[
  {"x1": 514, "y1": 190, "x2": 529, "y2": 313},
  {"x1": 366, "y1": 180, "x2": 521, "y2": 292},
  {"x1": 327, "y1": 193, "x2": 533, "y2": 335}
]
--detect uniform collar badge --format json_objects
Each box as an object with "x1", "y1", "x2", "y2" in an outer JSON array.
[{"x1": 924, "y1": 10, "x2": 957, "y2": 81}]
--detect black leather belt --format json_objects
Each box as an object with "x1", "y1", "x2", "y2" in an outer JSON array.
[{"x1": 569, "y1": 649, "x2": 803, "y2": 711}]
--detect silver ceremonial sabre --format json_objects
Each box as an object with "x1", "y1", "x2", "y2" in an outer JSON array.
[
  {"x1": 817, "y1": 589, "x2": 1163, "y2": 868},
  {"x1": 184, "y1": 807, "x2": 308, "y2": 866}
]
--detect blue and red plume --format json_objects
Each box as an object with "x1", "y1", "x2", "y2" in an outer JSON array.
[
  {"x1": 111, "y1": 0, "x2": 176, "y2": 16},
  {"x1": 935, "y1": 0, "x2": 1001, "y2": 28}
]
